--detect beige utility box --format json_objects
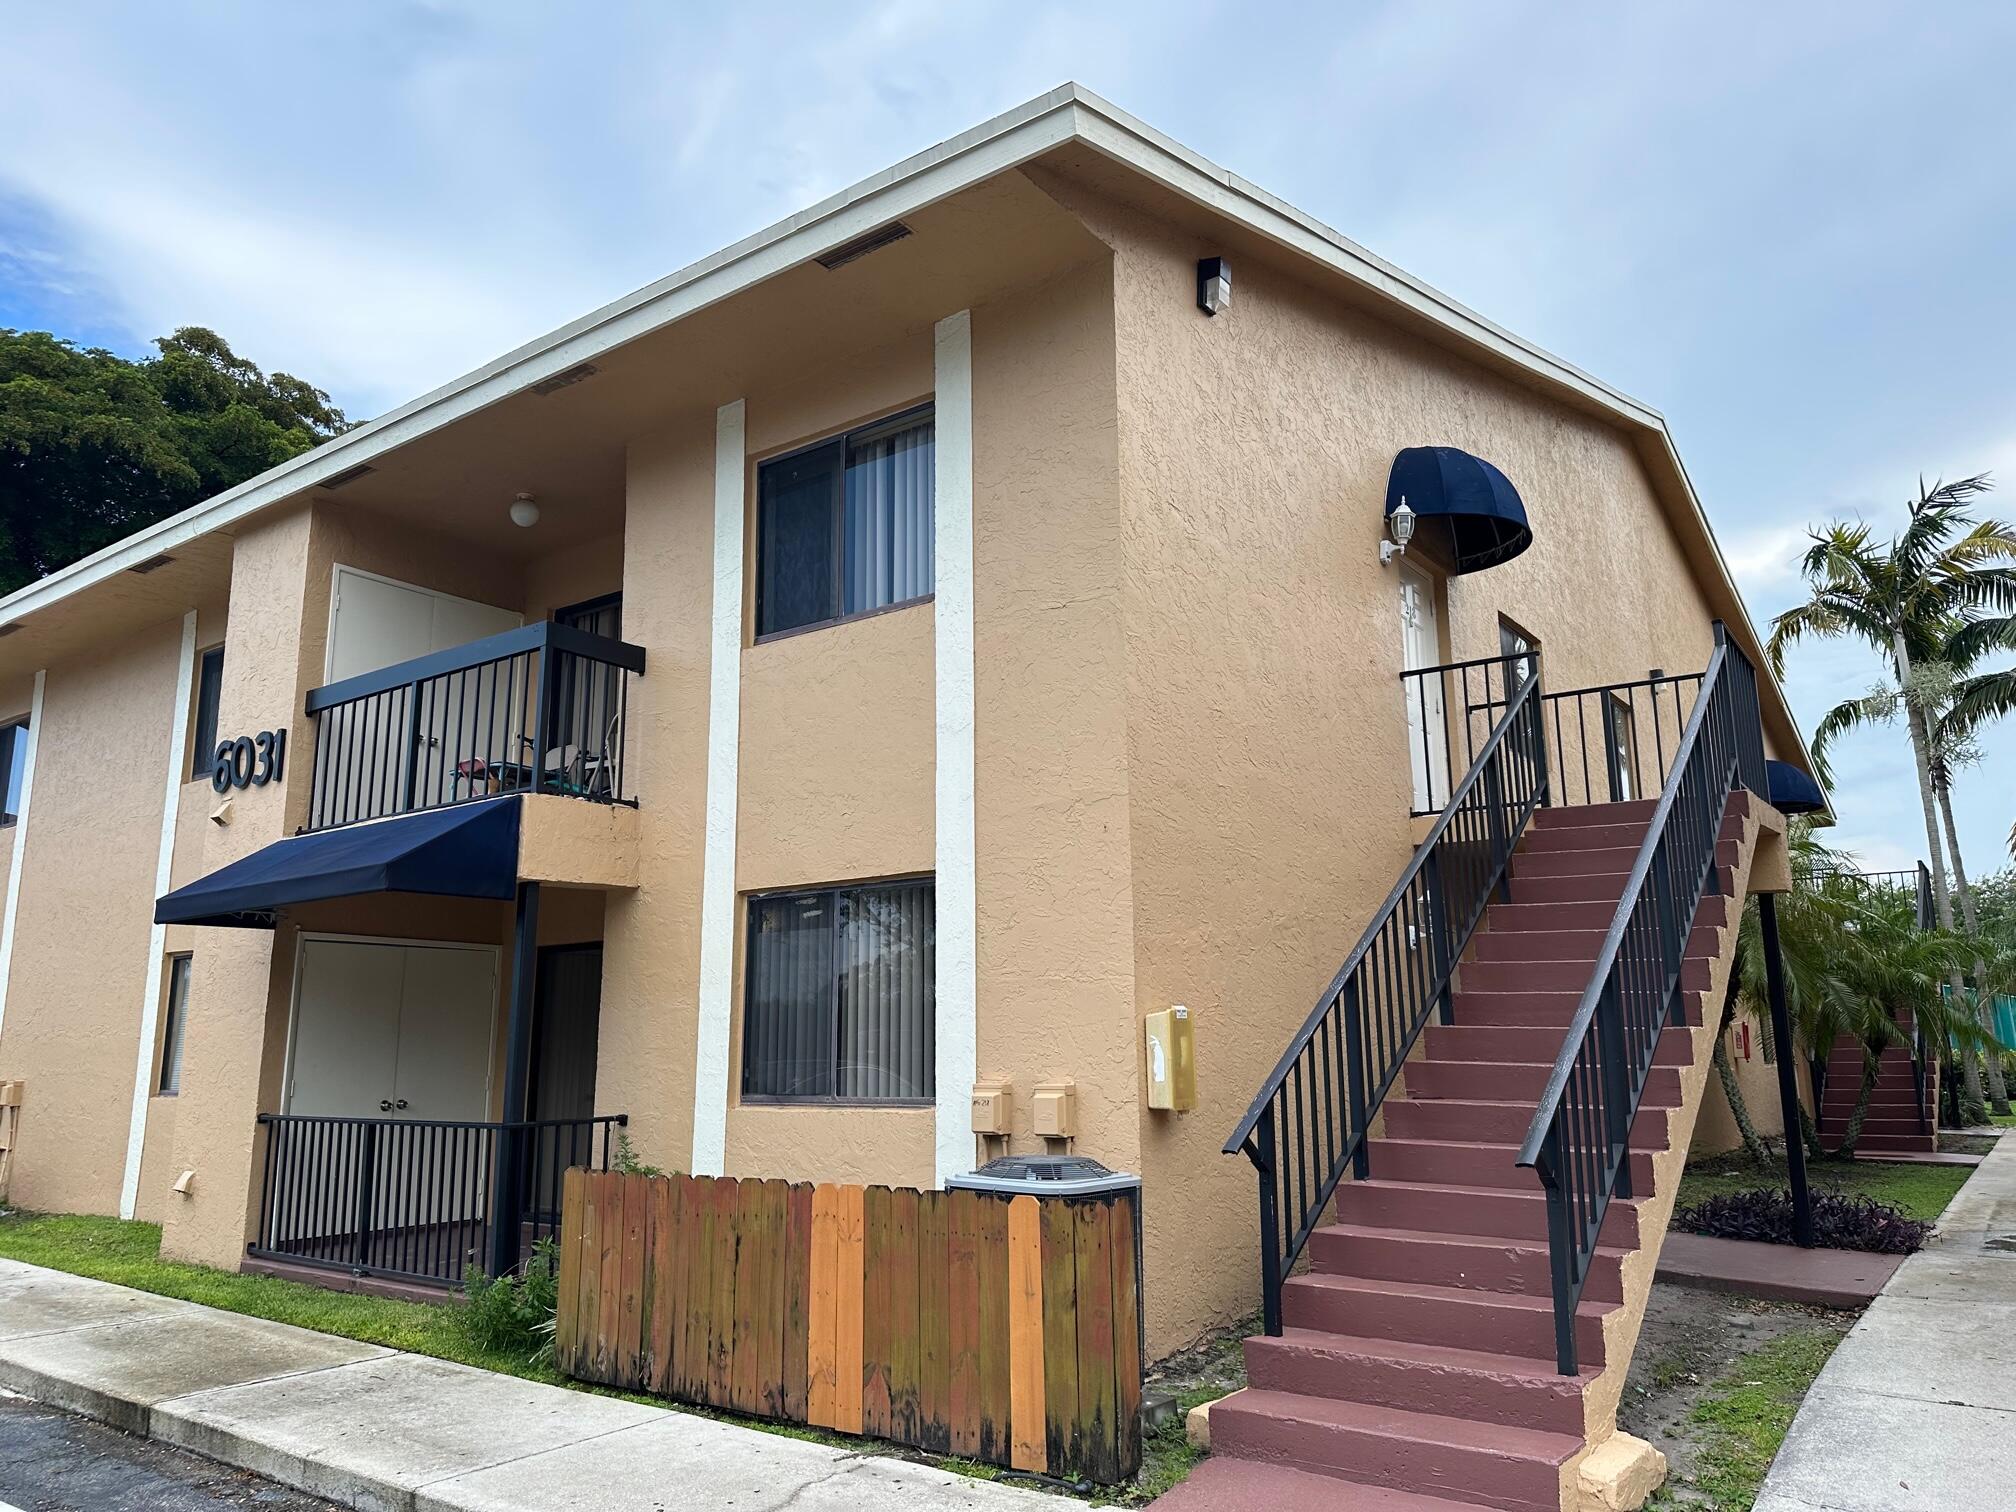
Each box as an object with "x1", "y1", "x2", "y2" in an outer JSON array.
[
  {"x1": 1144, "y1": 1006, "x2": 1197, "y2": 1111},
  {"x1": 1032, "y1": 1080, "x2": 1076, "y2": 1138},
  {"x1": 970, "y1": 1078, "x2": 1013, "y2": 1135}
]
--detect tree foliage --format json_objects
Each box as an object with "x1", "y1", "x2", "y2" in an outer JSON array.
[{"x1": 0, "y1": 326, "x2": 349, "y2": 594}]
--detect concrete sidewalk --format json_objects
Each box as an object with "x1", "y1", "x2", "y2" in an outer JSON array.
[
  {"x1": 1754, "y1": 1133, "x2": 2016, "y2": 1511},
  {"x1": 0, "y1": 1259, "x2": 1062, "y2": 1512}
]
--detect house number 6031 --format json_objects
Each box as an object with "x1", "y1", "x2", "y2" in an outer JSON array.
[{"x1": 211, "y1": 730, "x2": 286, "y2": 793}]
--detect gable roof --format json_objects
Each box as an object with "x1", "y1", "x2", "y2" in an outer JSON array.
[{"x1": 1, "y1": 83, "x2": 1810, "y2": 768}]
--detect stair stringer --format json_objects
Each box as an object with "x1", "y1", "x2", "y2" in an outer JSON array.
[{"x1": 1554, "y1": 791, "x2": 1783, "y2": 1501}]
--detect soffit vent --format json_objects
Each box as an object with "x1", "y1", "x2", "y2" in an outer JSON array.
[
  {"x1": 127, "y1": 553, "x2": 177, "y2": 575},
  {"x1": 320, "y1": 462, "x2": 376, "y2": 490},
  {"x1": 815, "y1": 221, "x2": 913, "y2": 270},
  {"x1": 531, "y1": 363, "x2": 599, "y2": 397}
]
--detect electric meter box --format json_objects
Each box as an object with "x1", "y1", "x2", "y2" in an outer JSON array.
[{"x1": 1144, "y1": 1006, "x2": 1197, "y2": 1111}]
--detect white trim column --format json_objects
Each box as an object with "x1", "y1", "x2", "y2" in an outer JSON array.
[
  {"x1": 0, "y1": 669, "x2": 46, "y2": 1047},
  {"x1": 690, "y1": 398, "x2": 746, "y2": 1177},
  {"x1": 120, "y1": 611, "x2": 199, "y2": 1218},
  {"x1": 933, "y1": 309, "x2": 977, "y2": 1186}
]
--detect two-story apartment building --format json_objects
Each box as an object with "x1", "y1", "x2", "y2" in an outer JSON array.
[{"x1": 0, "y1": 88, "x2": 1815, "y2": 1510}]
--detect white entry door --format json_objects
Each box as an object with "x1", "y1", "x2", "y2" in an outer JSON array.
[
  {"x1": 283, "y1": 938, "x2": 499, "y2": 1246},
  {"x1": 324, "y1": 569, "x2": 521, "y2": 821},
  {"x1": 1399, "y1": 563, "x2": 1449, "y2": 812},
  {"x1": 287, "y1": 938, "x2": 497, "y2": 1119}
]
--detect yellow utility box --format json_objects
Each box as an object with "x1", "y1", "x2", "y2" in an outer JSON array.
[{"x1": 1144, "y1": 1006, "x2": 1197, "y2": 1111}]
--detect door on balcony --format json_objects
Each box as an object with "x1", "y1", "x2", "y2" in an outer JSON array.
[
  {"x1": 281, "y1": 937, "x2": 499, "y2": 1249},
  {"x1": 324, "y1": 567, "x2": 521, "y2": 820},
  {"x1": 1399, "y1": 562, "x2": 1448, "y2": 811},
  {"x1": 526, "y1": 944, "x2": 604, "y2": 1214}
]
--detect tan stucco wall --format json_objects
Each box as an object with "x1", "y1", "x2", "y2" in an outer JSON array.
[
  {"x1": 1027, "y1": 173, "x2": 1747, "y2": 1353},
  {"x1": 1692, "y1": 1005, "x2": 1814, "y2": 1154},
  {"x1": 0, "y1": 622, "x2": 184, "y2": 1215}
]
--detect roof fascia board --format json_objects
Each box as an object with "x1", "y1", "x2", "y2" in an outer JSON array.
[
  {"x1": 0, "y1": 87, "x2": 1087, "y2": 626},
  {"x1": 3, "y1": 81, "x2": 1810, "y2": 769}
]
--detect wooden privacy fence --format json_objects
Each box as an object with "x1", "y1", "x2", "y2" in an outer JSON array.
[{"x1": 555, "y1": 1169, "x2": 1142, "y2": 1483}]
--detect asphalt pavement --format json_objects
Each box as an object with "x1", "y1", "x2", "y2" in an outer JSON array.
[{"x1": 0, "y1": 1389, "x2": 338, "y2": 1512}]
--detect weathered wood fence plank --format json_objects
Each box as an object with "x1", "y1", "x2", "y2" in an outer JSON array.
[{"x1": 557, "y1": 1170, "x2": 1138, "y2": 1483}]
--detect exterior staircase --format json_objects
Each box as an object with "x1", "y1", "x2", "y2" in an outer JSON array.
[
  {"x1": 1164, "y1": 794, "x2": 1767, "y2": 1512},
  {"x1": 1819, "y1": 1032, "x2": 1933, "y2": 1155}
]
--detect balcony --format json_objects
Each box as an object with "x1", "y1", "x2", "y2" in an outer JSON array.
[{"x1": 303, "y1": 621, "x2": 645, "y2": 833}]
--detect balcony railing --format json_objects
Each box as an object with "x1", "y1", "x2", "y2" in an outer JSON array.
[
  {"x1": 304, "y1": 621, "x2": 645, "y2": 832},
  {"x1": 250, "y1": 1112, "x2": 627, "y2": 1286}
]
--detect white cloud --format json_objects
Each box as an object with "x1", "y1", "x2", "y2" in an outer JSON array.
[{"x1": 2, "y1": 1, "x2": 2013, "y2": 868}]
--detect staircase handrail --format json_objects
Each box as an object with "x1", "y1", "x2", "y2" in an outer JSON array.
[
  {"x1": 1224, "y1": 649, "x2": 1548, "y2": 1334},
  {"x1": 1515, "y1": 625, "x2": 1766, "y2": 1373}
]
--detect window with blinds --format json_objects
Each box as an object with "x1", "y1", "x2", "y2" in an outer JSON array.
[
  {"x1": 755, "y1": 406, "x2": 935, "y2": 637},
  {"x1": 159, "y1": 954, "x2": 192, "y2": 1095},
  {"x1": 742, "y1": 879, "x2": 935, "y2": 1102}
]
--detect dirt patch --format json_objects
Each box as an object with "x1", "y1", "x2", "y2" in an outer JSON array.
[{"x1": 1620, "y1": 1282, "x2": 1855, "y2": 1508}]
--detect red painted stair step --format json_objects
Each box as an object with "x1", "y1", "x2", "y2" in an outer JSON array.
[
  {"x1": 1243, "y1": 1328, "x2": 1598, "y2": 1434},
  {"x1": 1281, "y1": 1270, "x2": 1610, "y2": 1367},
  {"x1": 1405, "y1": 1058, "x2": 1685, "y2": 1107},
  {"x1": 1381, "y1": 1096, "x2": 1675, "y2": 1149},
  {"x1": 1331, "y1": 1179, "x2": 1643, "y2": 1247},
  {"x1": 1307, "y1": 1220, "x2": 1628, "y2": 1304},
  {"x1": 1208, "y1": 1390, "x2": 1581, "y2": 1512},
  {"x1": 1366, "y1": 1137, "x2": 1656, "y2": 1201}
]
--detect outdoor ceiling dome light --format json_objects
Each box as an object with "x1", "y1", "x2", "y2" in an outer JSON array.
[
  {"x1": 509, "y1": 492, "x2": 541, "y2": 529},
  {"x1": 1380, "y1": 497, "x2": 1417, "y2": 565}
]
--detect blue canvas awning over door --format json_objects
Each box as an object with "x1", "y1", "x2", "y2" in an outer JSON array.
[
  {"x1": 1386, "y1": 446, "x2": 1533, "y2": 574},
  {"x1": 154, "y1": 797, "x2": 521, "y2": 928},
  {"x1": 1765, "y1": 759, "x2": 1827, "y2": 816}
]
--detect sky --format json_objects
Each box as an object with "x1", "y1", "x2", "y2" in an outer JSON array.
[{"x1": 3, "y1": 2, "x2": 2011, "y2": 876}]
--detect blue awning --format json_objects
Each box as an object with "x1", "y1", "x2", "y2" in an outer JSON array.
[
  {"x1": 1765, "y1": 759, "x2": 1827, "y2": 816},
  {"x1": 155, "y1": 797, "x2": 522, "y2": 928},
  {"x1": 1386, "y1": 446, "x2": 1533, "y2": 574}
]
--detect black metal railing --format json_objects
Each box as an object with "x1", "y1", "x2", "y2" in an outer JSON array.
[
  {"x1": 1226, "y1": 649, "x2": 1547, "y2": 1333},
  {"x1": 250, "y1": 1112, "x2": 626, "y2": 1286},
  {"x1": 304, "y1": 621, "x2": 645, "y2": 832},
  {"x1": 1516, "y1": 626, "x2": 1765, "y2": 1373},
  {"x1": 1399, "y1": 653, "x2": 1545, "y2": 816},
  {"x1": 1540, "y1": 670, "x2": 1704, "y2": 809}
]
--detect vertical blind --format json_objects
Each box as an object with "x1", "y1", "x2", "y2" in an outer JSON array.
[
  {"x1": 756, "y1": 407, "x2": 935, "y2": 636},
  {"x1": 743, "y1": 880, "x2": 935, "y2": 1101}
]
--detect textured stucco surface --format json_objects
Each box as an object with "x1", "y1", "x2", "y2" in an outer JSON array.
[
  {"x1": 0, "y1": 622, "x2": 182, "y2": 1216},
  {"x1": 1028, "y1": 161, "x2": 1770, "y2": 1354}
]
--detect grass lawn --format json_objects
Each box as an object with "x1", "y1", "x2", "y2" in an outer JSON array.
[
  {"x1": 1991, "y1": 1112, "x2": 2016, "y2": 1128},
  {"x1": 1646, "y1": 1325, "x2": 1844, "y2": 1510},
  {"x1": 1674, "y1": 1152, "x2": 1972, "y2": 1224}
]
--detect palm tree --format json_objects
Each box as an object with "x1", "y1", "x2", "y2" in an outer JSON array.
[{"x1": 1770, "y1": 475, "x2": 2016, "y2": 1109}]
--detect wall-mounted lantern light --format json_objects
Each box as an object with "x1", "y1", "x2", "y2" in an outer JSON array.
[
  {"x1": 1379, "y1": 498, "x2": 1417, "y2": 565},
  {"x1": 1197, "y1": 256, "x2": 1231, "y2": 316}
]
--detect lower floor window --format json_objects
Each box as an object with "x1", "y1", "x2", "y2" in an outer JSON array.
[
  {"x1": 159, "y1": 954, "x2": 192, "y2": 1094},
  {"x1": 742, "y1": 878, "x2": 934, "y2": 1102}
]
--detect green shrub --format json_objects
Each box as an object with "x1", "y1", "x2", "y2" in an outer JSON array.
[
  {"x1": 460, "y1": 1237, "x2": 560, "y2": 1359},
  {"x1": 610, "y1": 1131, "x2": 665, "y2": 1179}
]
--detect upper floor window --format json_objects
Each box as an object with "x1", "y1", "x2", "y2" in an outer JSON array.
[
  {"x1": 742, "y1": 878, "x2": 935, "y2": 1102},
  {"x1": 0, "y1": 719, "x2": 27, "y2": 826},
  {"x1": 755, "y1": 406, "x2": 934, "y2": 638},
  {"x1": 190, "y1": 645, "x2": 225, "y2": 781}
]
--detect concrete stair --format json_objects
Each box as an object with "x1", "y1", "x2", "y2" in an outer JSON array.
[
  {"x1": 1818, "y1": 1034, "x2": 1934, "y2": 1154},
  {"x1": 1176, "y1": 795, "x2": 1762, "y2": 1511}
]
